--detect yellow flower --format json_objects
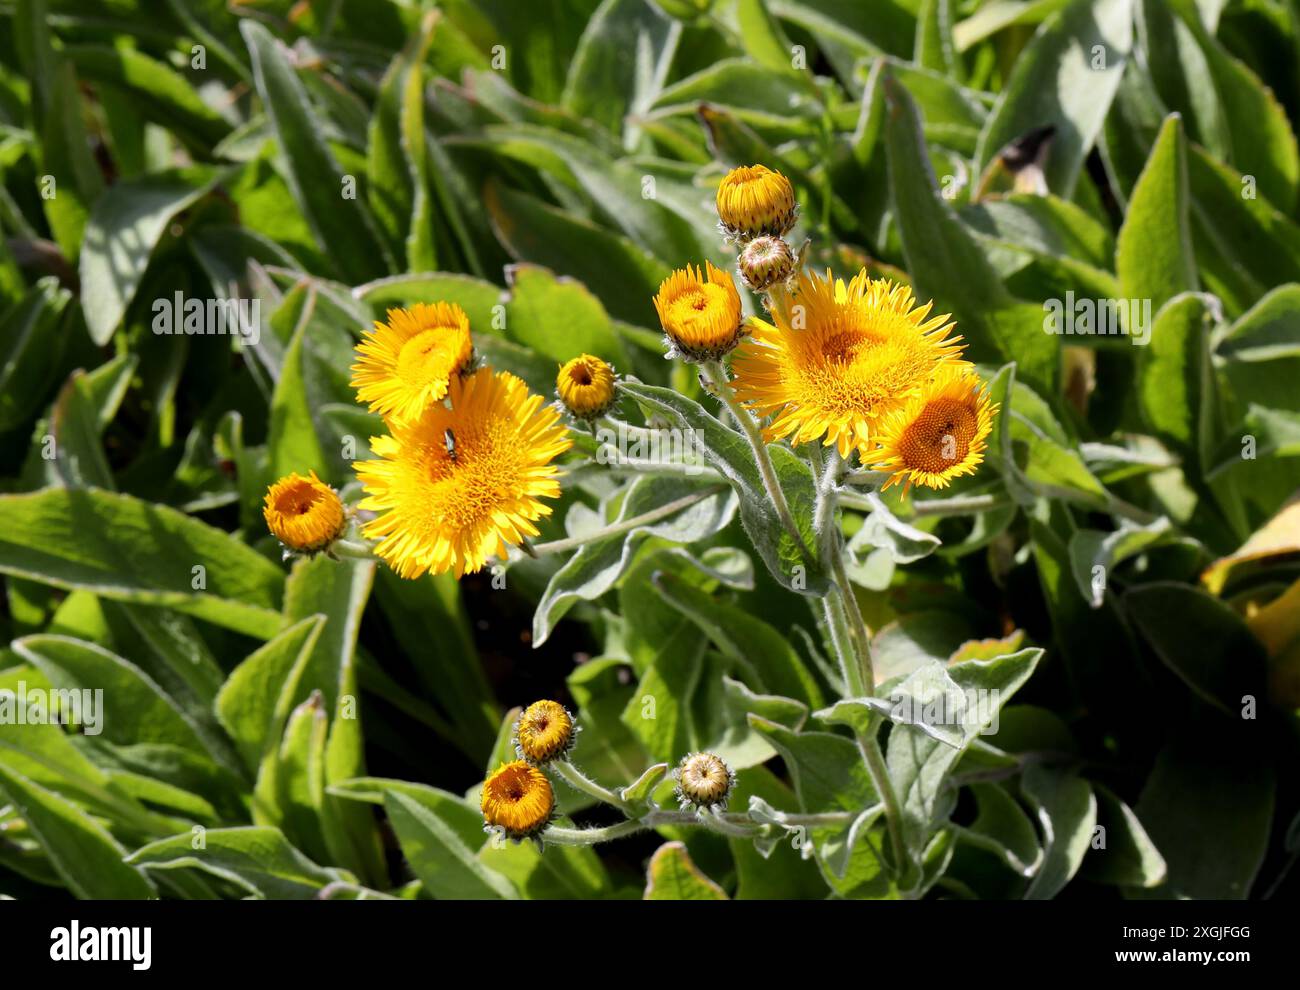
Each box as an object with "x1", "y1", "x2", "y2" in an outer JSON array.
[
  {"x1": 730, "y1": 269, "x2": 965, "y2": 458},
  {"x1": 514, "y1": 700, "x2": 577, "y2": 764},
  {"x1": 263, "y1": 471, "x2": 346, "y2": 554},
  {"x1": 481, "y1": 761, "x2": 554, "y2": 840},
  {"x1": 354, "y1": 368, "x2": 571, "y2": 578},
  {"x1": 652, "y1": 261, "x2": 743, "y2": 362},
  {"x1": 868, "y1": 365, "x2": 996, "y2": 493},
  {"x1": 351, "y1": 302, "x2": 473, "y2": 424},
  {"x1": 715, "y1": 164, "x2": 797, "y2": 240},
  {"x1": 556, "y1": 354, "x2": 616, "y2": 420},
  {"x1": 674, "y1": 751, "x2": 735, "y2": 811}
]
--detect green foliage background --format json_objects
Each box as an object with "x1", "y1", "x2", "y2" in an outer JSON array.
[{"x1": 0, "y1": 0, "x2": 1298, "y2": 900}]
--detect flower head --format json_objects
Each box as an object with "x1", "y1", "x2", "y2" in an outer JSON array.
[
  {"x1": 652, "y1": 261, "x2": 743, "y2": 362},
  {"x1": 730, "y1": 269, "x2": 965, "y2": 458},
  {"x1": 514, "y1": 700, "x2": 577, "y2": 765},
  {"x1": 716, "y1": 164, "x2": 797, "y2": 241},
  {"x1": 673, "y1": 751, "x2": 735, "y2": 812},
  {"x1": 481, "y1": 761, "x2": 554, "y2": 840},
  {"x1": 263, "y1": 471, "x2": 347, "y2": 555},
  {"x1": 738, "y1": 235, "x2": 795, "y2": 292},
  {"x1": 351, "y1": 303, "x2": 473, "y2": 424},
  {"x1": 556, "y1": 354, "x2": 616, "y2": 420},
  {"x1": 354, "y1": 368, "x2": 572, "y2": 578},
  {"x1": 869, "y1": 365, "x2": 996, "y2": 493}
]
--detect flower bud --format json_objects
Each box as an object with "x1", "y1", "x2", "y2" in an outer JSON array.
[
  {"x1": 481, "y1": 760, "x2": 555, "y2": 841},
  {"x1": 652, "y1": 262, "x2": 744, "y2": 363},
  {"x1": 738, "y1": 235, "x2": 795, "y2": 292},
  {"x1": 716, "y1": 164, "x2": 797, "y2": 242},
  {"x1": 556, "y1": 354, "x2": 616, "y2": 420},
  {"x1": 263, "y1": 471, "x2": 347, "y2": 557},
  {"x1": 673, "y1": 751, "x2": 735, "y2": 812},
  {"x1": 514, "y1": 700, "x2": 578, "y2": 765}
]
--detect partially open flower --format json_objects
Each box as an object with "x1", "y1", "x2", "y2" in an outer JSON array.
[
  {"x1": 673, "y1": 751, "x2": 735, "y2": 812},
  {"x1": 514, "y1": 700, "x2": 577, "y2": 765},
  {"x1": 556, "y1": 354, "x2": 616, "y2": 420},
  {"x1": 263, "y1": 471, "x2": 347, "y2": 556},
  {"x1": 652, "y1": 262, "x2": 743, "y2": 363},
  {"x1": 481, "y1": 760, "x2": 555, "y2": 841},
  {"x1": 738, "y1": 235, "x2": 795, "y2": 292},
  {"x1": 351, "y1": 302, "x2": 473, "y2": 425},
  {"x1": 868, "y1": 365, "x2": 996, "y2": 493},
  {"x1": 716, "y1": 164, "x2": 797, "y2": 241}
]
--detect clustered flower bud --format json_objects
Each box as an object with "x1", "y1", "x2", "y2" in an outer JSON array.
[
  {"x1": 738, "y1": 235, "x2": 795, "y2": 292},
  {"x1": 673, "y1": 751, "x2": 736, "y2": 812}
]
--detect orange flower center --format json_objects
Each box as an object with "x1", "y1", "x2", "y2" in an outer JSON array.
[{"x1": 895, "y1": 398, "x2": 977, "y2": 473}]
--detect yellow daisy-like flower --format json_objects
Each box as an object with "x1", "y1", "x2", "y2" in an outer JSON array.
[
  {"x1": 556, "y1": 354, "x2": 616, "y2": 420},
  {"x1": 514, "y1": 700, "x2": 577, "y2": 765},
  {"x1": 263, "y1": 471, "x2": 346, "y2": 554},
  {"x1": 353, "y1": 368, "x2": 572, "y2": 578},
  {"x1": 869, "y1": 365, "x2": 997, "y2": 493},
  {"x1": 715, "y1": 164, "x2": 797, "y2": 240},
  {"x1": 481, "y1": 761, "x2": 555, "y2": 840},
  {"x1": 652, "y1": 261, "x2": 743, "y2": 362},
  {"x1": 350, "y1": 302, "x2": 473, "y2": 424},
  {"x1": 730, "y1": 269, "x2": 966, "y2": 458}
]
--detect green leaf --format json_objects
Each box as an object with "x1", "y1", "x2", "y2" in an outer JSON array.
[
  {"x1": 241, "y1": 20, "x2": 391, "y2": 283},
  {"x1": 0, "y1": 762, "x2": 157, "y2": 899},
  {"x1": 885, "y1": 649, "x2": 1042, "y2": 855},
  {"x1": 65, "y1": 43, "x2": 230, "y2": 153},
  {"x1": 385, "y1": 791, "x2": 518, "y2": 900},
  {"x1": 484, "y1": 179, "x2": 669, "y2": 327},
  {"x1": 1159, "y1": 0, "x2": 1300, "y2": 212},
  {"x1": 1116, "y1": 114, "x2": 1199, "y2": 314},
  {"x1": 976, "y1": 0, "x2": 1134, "y2": 196},
  {"x1": 41, "y1": 59, "x2": 104, "y2": 259},
  {"x1": 503, "y1": 263, "x2": 630, "y2": 366},
  {"x1": 128, "y1": 826, "x2": 348, "y2": 899},
  {"x1": 267, "y1": 285, "x2": 331, "y2": 479},
  {"x1": 14, "y1": 634, "x2": 212, "y2": 757},
  {"x1": 563, "y1": 0, "x2": 680, "y2": 146},
  {"x1": 0, "y1": 488, "x2": 284, "y2": 638},
  {"x1": 884, "y1": 74, "x2": 1058, "y2": 394},
  {"x1": 353, "y1": 272, "x2": 502, "y2": 332},
  {"x1": 1130, "y1": 736, "x2": 1274, "y2": 899},
  {"x1": 652, "y1": 570, "x2": 823, "y2": 708},
  {"x1": 962, "y1": 782, "x2": 1042, "y2": 877},
  {"x1": 643, "y1": 841, "x2": 728, "y2": 899},
  {"x1": 280, "y1": 555, "x2": 385, "y2": 884},
  {"x1": 617, "y1": 380, "x2": 828, "y2": 594},
  {"x1": 747, "y1": 716, "x2": 889, "y2": 896},
  {"x1": 1067, "y1": 517, "x2": 1179, "y2": 607},
  {"x1": 533, "y1": 475, "x2": 736, "y2": 645},
  {"x1": 1020, "y1": 764, "x2": 1097, "y2": 899},
  {"x1": 1124, "y1": 581, "x2": 1266, "y2": 714},
  {"x1": 0, "y1": 277, "x2": 72, "y2": 431},
  {"x1": 1079, "y1": 784, "x2": 1166, "y2": 888},
  {"x1": 215, "y1": 616, "x2": 324, "y2": 774},
  {"x1": 373, "y1": 569, "x2": 498, "y2": 764}
]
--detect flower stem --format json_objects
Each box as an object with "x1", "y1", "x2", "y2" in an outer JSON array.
[
  {"x1": 700, "y1": 360, "x2": 809, "y2": 558},
  {"x1": 552, "y1": 761, "x2": 634, "y2": 815},
  {"x1": 545, "y1": 820, "x2": 647, "y2": 846},
  {"x1": 857, "y1": 728, "x2": 911, "y2": 888},
  {"x1": 814, "y1": 464, "x2": 915, "y2": 888},
  {"x1": 528, "y1": 486, "x2": 725, "y2": 558},
  {"x1": 331, "y1": 538, "x2": 376, "y2": 560},
  {"x1": 542, "y1": 808, "x2": 852, "y2": 847}
]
